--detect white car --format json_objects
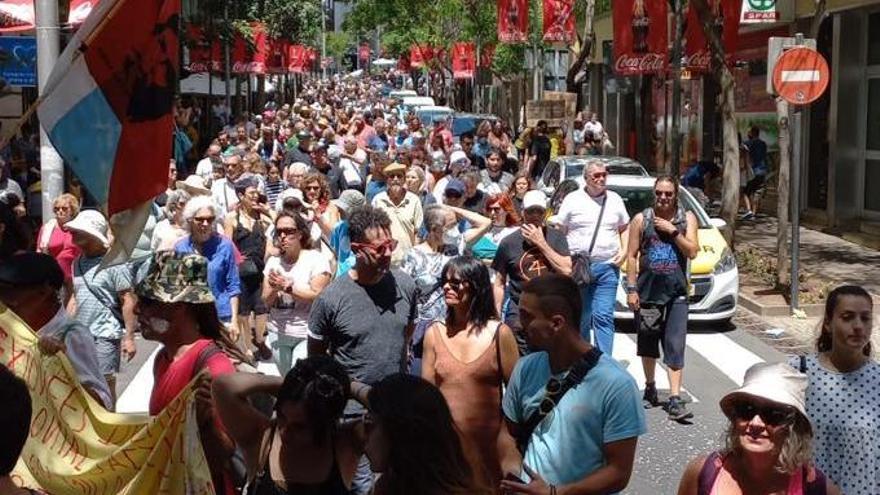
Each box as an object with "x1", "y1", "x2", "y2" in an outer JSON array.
[
  {"x1": 605, "y1": 176, "x2": 739, "y2": 323},
  {"x1": 415, "y1": 105, "x2": 455, "y2": 128}
]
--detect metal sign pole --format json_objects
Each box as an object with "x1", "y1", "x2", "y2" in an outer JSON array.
[{"x1": 790, "y1": 107, "x2": 801, "y2": 311}]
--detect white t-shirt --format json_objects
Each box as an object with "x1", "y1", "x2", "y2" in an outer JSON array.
[
  {"x1": 555, "y1": 189, "x2": 630, "y2": 262},
  {"x1": 263, "y1": 251, "x2": 331, "y2": 338},
  {"x1": 195, "y1": 157, "x2": 214, "y2": 179},
  {"x1": 584, "y1": 121, "x2": 604, "y2": 139}
]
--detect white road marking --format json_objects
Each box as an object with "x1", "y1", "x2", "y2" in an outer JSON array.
[
  {"x1": 685, "y1": 333, "x2": 765, "y2": 386},
  {"x1": 611, "y1": 333, "x2": 699, "y2": 403}
]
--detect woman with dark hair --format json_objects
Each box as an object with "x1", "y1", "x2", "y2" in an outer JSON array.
[
  {"x1": 421, "y1": 256, "x2": 519, "y2": 490},
  {"x1": 0, "y1": 365, "x2": 41, "y2": 495},
  {"x1": 789, "y1": 285, "x2": 878, "y2": 495},
  {"x1": 506, "y1": 171, "x2": 534, "y2": 215},
  {"x1": 136, "y1": 251, "x2": 250, "y2": 495},
  {"x1": 262, "y1": 210, "x2": 331, "y2": 375},
  {"x1": 678, "y1": 362, "x2": 839, "y2": 495},
  {"x1": 213, "y1": 355, "x2": 361, "y2": 495},
  {"x1": 352, "y1": 373, "x2": 494, "y2": 495}
]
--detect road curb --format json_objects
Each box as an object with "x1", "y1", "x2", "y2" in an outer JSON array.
[{"x1": 738, "y1": 291, "x2": 824, "y2": 318}]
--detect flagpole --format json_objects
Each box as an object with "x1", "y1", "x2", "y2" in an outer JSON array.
[{"x1": 35, "y1": 0, "x2": 64, "y2": 223}]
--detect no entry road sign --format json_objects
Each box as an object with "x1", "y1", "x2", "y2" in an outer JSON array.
[{"x1": 772, "y1": 47, "x2": 830, "y2": 105}]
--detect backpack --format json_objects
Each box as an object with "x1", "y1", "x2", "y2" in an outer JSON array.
[{"x1": 697, "y1": 452, "x2": 827, "y2": 495}]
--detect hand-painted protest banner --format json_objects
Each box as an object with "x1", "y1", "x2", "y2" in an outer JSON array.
[{"x1": 0, "y1": 305, "x2": 214, "y2": 495}]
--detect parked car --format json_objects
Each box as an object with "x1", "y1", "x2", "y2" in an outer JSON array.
[
  {"x1": 606, "y1": 176, "x2": 738, "y2": 323},
  {"x1": 451, "y1": 113, "x2": 499, "y2": 139},
  {"x1": 399, "y1": 96, "x2": 436, "y2": 118},
  {"x1": 389, "y1": 89, "x2": 418, "y2": 100},
  {"x1": 415, "y1": 105, "x2": 455, "y2": 128},
  {"x1": 538, "y1": 155, "x2": 650, "y2": 196}
]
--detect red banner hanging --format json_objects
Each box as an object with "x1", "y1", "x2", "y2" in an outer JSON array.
[
  {"x1": 543, "y1": 0, "x2": 575, "y2": 43},
  {"x1": 452, "y1": 42, "x2": 476, "y2": 80},
  {"x1": 684, "y1": 0, "x2": 742, "y2": 72},
  {"x1": 267, "y1": 38, "x2": 289, "y2": 74},
  {"x1": 0, "y1": 0, "x2": 34, "y2": 32},
  {"x1": 398, "y1": 54, "x2": 410, "y2": 72},
  {"x1": 612, "y1": 0, "x2": 668, "y2": 76},
  {"x1": 410, "y1": 45, "x2": 433, "y2": 69},
  {"x1": 248, "y1": 22, "x2": 269, "y2": 74},
  {"x1": 68, "y1": 0, "x2": 98, "y2": 25},
  {"x1": 497, "y1": 0, "x2": 528, "y2": 43},
  {"x1": 287, "y1": 44, "x2": 306, "y2": 73}
]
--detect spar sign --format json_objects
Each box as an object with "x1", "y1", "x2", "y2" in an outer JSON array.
[
  {"x1": 740, "y1": 0, "x2": 794, "y2": 24},
  {"x1": 771, "y1": 47, "x2": 829, "y2": 105}
]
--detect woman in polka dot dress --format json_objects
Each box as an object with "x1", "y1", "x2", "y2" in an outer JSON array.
[{"x1": 790, "y1": 285, "x2": 880, "y2": 495}]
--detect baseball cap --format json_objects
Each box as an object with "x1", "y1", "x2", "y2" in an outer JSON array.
[
  {"x1": 449, "y1": 150, "x2": 470, "y2": 167},
  {"x1": 522, "y1": 190, "x2": 548, "y2": 210},
  {"x1": 334, "y1": 189, "x2": 366, "y2": 213},
  {"x1": 0, "y1": 252, "x2": 64, "y2": 290},
  {"x1": 444, "y1": 178, "x2": 466, "y2": 196}
]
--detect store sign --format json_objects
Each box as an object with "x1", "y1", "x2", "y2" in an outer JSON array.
[
  {"x1": 684, "y1": 0, "x2": 742, "y2": 72},
  {"x1": 612, "y1": 0, "x2": 668, "y2": 76},
  {"x1": 740, "y1": 0, "x2": 794, "y2": 24},
  {"x1": 0, "y1": 36, "x2": 35, "y2": 86}
]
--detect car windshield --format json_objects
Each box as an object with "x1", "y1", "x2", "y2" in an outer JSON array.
[
  {"x1": 418, "y1": 111, "x2": 452, "y2": 127},
  {"x1": 608, "y1": 185, "x2": 711, "y2": 229},
  {"x1": 564, "y1": 160, "x2": 647, "y2": 179}
]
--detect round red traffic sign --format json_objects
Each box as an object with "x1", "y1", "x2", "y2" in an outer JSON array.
[{"x1": 772, "y1": 47, "x2": 830, "y2": 105}]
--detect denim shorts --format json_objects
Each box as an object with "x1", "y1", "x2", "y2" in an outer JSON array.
[{"x1": 94, "y1": 337, "x2": 121, "y2": 375}]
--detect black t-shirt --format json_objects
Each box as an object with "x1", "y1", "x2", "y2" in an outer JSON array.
[
  {"x1": 463, "y1": 189, "x2": 487, "y2": 214},
  {"x1": 492, "y1": 227, "x2": 570, "y2": 317},
  {"x1": 467, "y1": 152, "x2": 486, "y2": 170},
  {"x1": 284, "y1": 146, "x2": 313, "y2": 168},
  {"x1": 529, "y1": 135, "x2": 552, "y2": 180}
]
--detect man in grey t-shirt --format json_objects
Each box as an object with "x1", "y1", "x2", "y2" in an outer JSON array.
[{"x1": 307, "y1": 206, "x2": 417, "y2": 495}]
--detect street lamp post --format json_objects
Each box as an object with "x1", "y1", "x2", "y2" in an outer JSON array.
[
  {"x1": 670, "y1": 0, "x2": 684, "y2": 177},
  {"x1": 35, "y1": 0, "x2": 63, "y2": 222}
]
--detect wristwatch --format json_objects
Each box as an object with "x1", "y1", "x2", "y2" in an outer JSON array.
[{"x1": 626, "y1": 284, "x2": 638, "y2": 294}]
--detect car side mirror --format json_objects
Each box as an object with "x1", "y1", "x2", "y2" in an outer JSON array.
[{"x1": 709, "y1": 217, "x2": 727, "y2": 229}]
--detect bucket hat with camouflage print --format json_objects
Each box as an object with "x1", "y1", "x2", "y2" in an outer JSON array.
[{"x1": 136, "y1": 252, "x2": 214, "y2": 304}]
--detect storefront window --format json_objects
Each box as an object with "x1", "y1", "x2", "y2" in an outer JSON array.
[
  {"x1": 865, "y1": 160, "x2": 880, "y2": 212},
  {"x1": 867, "y1": 79, "x2": 880, "y2": 151},
  {"x1": 869, "y1": 12, "x2": 880, "y2": 65}
]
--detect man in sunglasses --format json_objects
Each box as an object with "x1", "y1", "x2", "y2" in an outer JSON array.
[
  {"x1": 372, "y1": 162, "x2": 423, "y2": 267},
  {"x1": 625, "y1": 175, "x2": 698, "y2": 421},
  {"x1": 500, "y1": 273, "x2": 645, "y2": 495},
  {"x1": 307, "y1": 206, "x2": 418, "y2": 495},
  {"x1": 552, "y1": 161, "x2": 630, "y2": 355}
]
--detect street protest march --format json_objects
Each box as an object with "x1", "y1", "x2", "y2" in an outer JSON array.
[{"x1": 0, "y1": 304, "x2": 214, "y2": 495}]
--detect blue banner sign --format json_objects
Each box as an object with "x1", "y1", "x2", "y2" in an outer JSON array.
[{"x1": 0, "y1": 37, "x2": 36, "y2": 87}]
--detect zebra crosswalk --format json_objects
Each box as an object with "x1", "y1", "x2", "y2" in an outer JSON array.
[{"x1": 117, "y1": 329, "x2": 780, "y2": 414}]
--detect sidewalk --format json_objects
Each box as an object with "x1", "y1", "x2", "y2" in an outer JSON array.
[{"x1": 734, "y1": 216, "x2": 880, "y2": 353}]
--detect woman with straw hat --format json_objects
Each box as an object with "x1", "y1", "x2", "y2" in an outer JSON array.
[{"x1": 677, "y1": 362, "x2": 840, "y2": 495}]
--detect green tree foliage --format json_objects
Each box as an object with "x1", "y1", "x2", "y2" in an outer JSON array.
[{"x1": 253, "y1": 0, "x2": 322, "y2": 43}]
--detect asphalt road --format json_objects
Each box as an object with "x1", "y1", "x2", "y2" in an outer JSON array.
[{"x1": 115, "y1": 310, "x2": 788, "y2": 495}]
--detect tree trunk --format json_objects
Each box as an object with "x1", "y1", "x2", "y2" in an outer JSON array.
[
  {"x1": 565, "y1": 0, "x2": 595, "y2": 96},
  {"x1": 692, "y1": 0, "x2": 739, "y2": 246},
  {"x1": 775, "y1": 98, "x2": 791, "y2": 287}
]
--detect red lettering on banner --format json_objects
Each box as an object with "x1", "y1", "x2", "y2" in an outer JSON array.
[
  {"x1": 56, "y1": 383, "x2": 80, "y2": 417},
  {"x1": 98, "y1": 424, "x2": 127, "y2": 445},
  {"x1": 0, "y1": 324, "x2": 9, "y2": 354},
  {"x1": 70, "y1": 407, "x2": 88, "y2": 434},
  {"x1": 30, "y1": 407, "x2": 48, "y2": 437},
  {"x1": 6, "y1": 337, "x2": 27, "y2": 370}
]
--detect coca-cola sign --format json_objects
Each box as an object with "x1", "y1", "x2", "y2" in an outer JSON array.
[
  {"x1": 684, "y1": 0, "x2": 742, "y2": 73},
  {"x1": 612, "y1": 0, "x2": 668, "y2": 76}
]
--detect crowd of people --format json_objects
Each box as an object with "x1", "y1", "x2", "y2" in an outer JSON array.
[{"x1": 0, "y1": 75, "x2": 876, "y2": 495}]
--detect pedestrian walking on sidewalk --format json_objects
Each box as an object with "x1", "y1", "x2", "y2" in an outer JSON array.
[
  {"x1": 625, "y1": 175, "x2": 699, "y2": 421},
  {"x1": 677, "y1": 362, "x2": 841, "y2": 495},
  {"x1": 789, "y1": 285, "x2": 879, "y2": 495}
]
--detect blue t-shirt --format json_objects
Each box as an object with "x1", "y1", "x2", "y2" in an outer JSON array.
[
  {"x1": 175, "y1": 235, "x2": 241, "y2": 321},
  {"x1": 502, "y1": 351, "x2": 646, "y2": 488},
  {"x1": 329, "y1": 221, "x2": 356, "y2": 278},
  {"x1": 365, "y1": 180, "x2": 387, "y2": 204}
]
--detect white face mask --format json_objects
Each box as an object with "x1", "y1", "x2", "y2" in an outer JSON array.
[{"x1": 148, "y1": 316, "x2": 172, "y2": 335}]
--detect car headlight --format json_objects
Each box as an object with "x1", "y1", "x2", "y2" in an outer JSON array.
[{"x1": 713, "y1": 247, "x2": 736, "y2": 274}]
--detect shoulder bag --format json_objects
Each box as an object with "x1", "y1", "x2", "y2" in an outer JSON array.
[
  {"x1": 571, "y1": 197, "x2": 607, "y2": 287},
  {"x1": 516, "y1": 347, "x2": 603, "y2": 454}
]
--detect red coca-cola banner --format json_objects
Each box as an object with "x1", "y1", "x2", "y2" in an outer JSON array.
[
  {"x1": 249, "y1": 22, "x2": 269, "y2": 74},
  {"x1": 288, "y1": 44, "x2": 307, "y2": 73},
  {"x1": 410, "y1": 45, "x2": 433, "y2": 69},
  {"x1": 68, "y1": 0, "x2": 98, "y2": 25},
  {"x1": 543, "y1": 0, "x2": 575, "y2": 43},
  {"x1": 497, "y1": 0, "x2": 528, "y2": 43},
  {"x1": 359, "y1": 44, "x2": 371, "y2": 61},
  {"x1": 612, "y1": 0, "x2": 668, "y2": 76},
  {"x1": 684, "y1": 0, "x2": 742, "y2": 72},
  {"x1": 480, "y1": 45, "x2": 496, "y2": 68},
  {"x1": 0, "y1": 0, "x2": 34, "y2": 32},
  {"x1": 267, "y1": 38, "x2": 289, "y2": 74},
  {"x1": 452, "y1": 42, "x2": 476, "y2": 79},
  {"x1": 185, "y1": 25, "x2": 250, "y2": 73}
]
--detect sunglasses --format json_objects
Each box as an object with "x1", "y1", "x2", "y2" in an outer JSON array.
[
  {"x1": 445, "y1": 191, "x2": 463, "y2": 199},
  {"x1": 193, "y1": 216, "x2": 215, "y2": 225},
  {"x1": 590, "y1": 172, "x2": 608, "y2": 179},
  {"x1": 655, "y1": 191, "x2": 675, "y2": 198},
  {"x1": 443, "y1": 278, "x2": 467, "y2": 289},
  {"x1": 487, "y1": 206, "x2": 502, "y2": 213},
  {"x1": 351, "y1": 239, "x2": 398, "y2": 256},
  {"x1": 730, "y1": 401, "x2": 796, "y2": 427},
  {"x1": 275, "y1": 227, "x2": 299, "y2": 238}
]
